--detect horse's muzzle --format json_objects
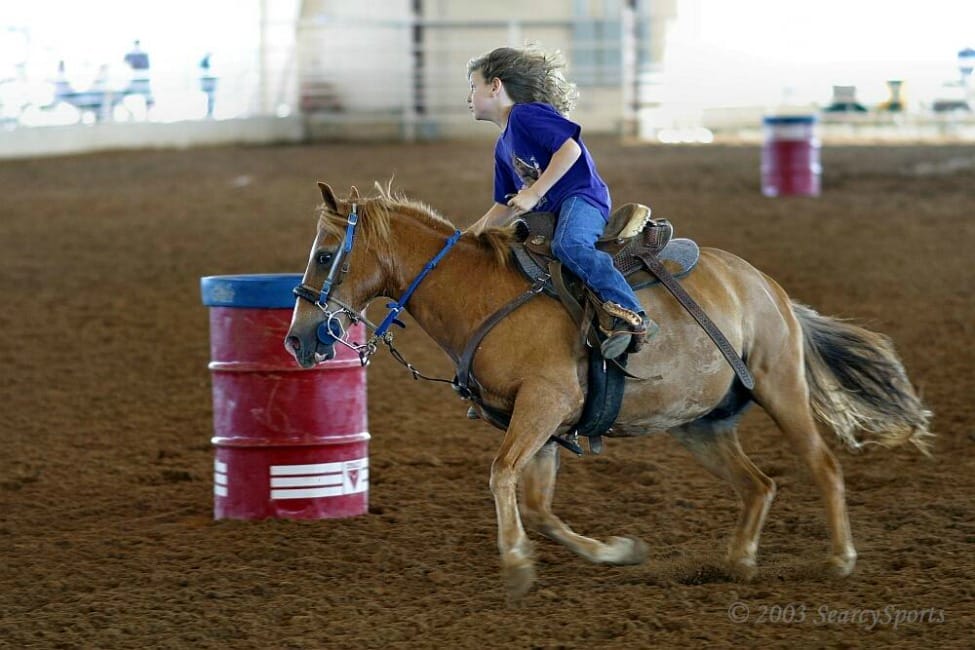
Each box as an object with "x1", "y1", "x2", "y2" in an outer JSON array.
[
  {"x1": 284, "y1": 326, "x2": 336, "y2": 367},
  {"x1": 285, "y1": 311, "x2": 346, "y2": 367}
]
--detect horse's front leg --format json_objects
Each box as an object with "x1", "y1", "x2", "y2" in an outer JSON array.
[
  {"x1": 489, "y1": 385, "x2": 574, "y2": 599},
  {"x1": 521, "y1": 441, "x2": 649, "y2": 566}
]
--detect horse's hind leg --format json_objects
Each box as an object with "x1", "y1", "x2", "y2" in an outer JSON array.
[
  {"x1": 754, "y1": 376, "x2": 857, "y2": 577},
  {"x1": 520, "y1": 442, "x2": 648, "y2": 565},
  {"x1": 670, "y1": 420, "x2": 776, "y2": 580}
]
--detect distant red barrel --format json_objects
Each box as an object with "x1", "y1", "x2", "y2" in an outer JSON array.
[
  {"x1": 761, "y1": 115, "x2": 821, "y2": 197},
  {"x1": 200, "y1": 274, "x2": 369, "y2": 520}
]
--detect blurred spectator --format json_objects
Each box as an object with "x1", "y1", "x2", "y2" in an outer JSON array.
[
  {"x1": 199, "y1": 52, "x2": 217, "y2": 118},
  {"x1": 123, "y1": 39, "x2": 154, "y2": 109},
  {"x1": 88, "y1": 64, "x2": 115, "y2": 121},
  {"x1": 52, "y1": 60, "x2": 72, "y2": 104}
]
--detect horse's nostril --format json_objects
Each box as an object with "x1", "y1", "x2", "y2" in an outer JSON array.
[{"x1": 286, "y1": 336, "x2": 301, "y2": 352}]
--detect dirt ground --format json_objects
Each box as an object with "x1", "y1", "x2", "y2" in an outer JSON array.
[{"x1": 1, "y1": 137, "x2": 973, "y2": 649}]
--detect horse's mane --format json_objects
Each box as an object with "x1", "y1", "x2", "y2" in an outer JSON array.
[
  {"x1": 475, "y1": 225, "x2": 518, "y2": 267},
  {"x1": 317, "y1": 182, "x2": 516, "y2": 267}
]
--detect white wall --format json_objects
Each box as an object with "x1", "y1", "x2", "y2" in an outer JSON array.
[{"x1": 297, "y1": 0, "x2": 412, "y2": 115}]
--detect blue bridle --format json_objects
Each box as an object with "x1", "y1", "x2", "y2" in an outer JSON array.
[
  {"x1": 292, "y1": 199, "x2": 462, "y2": 364},
  {"x1": 373, "y1": 228, "x2": 463, "y2": 337}
]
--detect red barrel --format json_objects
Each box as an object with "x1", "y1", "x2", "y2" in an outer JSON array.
[
  {"x1": 761, "y1": 115, "x2": 821, "y2": 197},
  {"x1": 200, "y1": 274, "x2": 369, "y2": 520}
]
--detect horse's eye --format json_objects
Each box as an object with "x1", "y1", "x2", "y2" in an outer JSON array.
[{"x1": 317, "y1": 252, "x2": 333, "y2": 265}]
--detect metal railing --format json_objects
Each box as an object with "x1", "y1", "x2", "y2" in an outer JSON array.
[{"x1": 295, "y1": 15, "x2": 636, "y2": 139}]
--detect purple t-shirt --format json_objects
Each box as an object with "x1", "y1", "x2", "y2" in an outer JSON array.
[{"x1": 493, "y1": 102, "x2": 610, "y2": 217}]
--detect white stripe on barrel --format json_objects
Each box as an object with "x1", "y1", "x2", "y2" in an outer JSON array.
[{"x1": 269, "y1": 459, "x2": 369, "y2": 500}]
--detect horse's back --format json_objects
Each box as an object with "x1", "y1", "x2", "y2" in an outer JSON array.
[
  {"x1": 636, "y1": 245, "x2": 793, "y2": 344},
  {"x1": 669, "y1": 246, "x2": 795, "y2": 331}
]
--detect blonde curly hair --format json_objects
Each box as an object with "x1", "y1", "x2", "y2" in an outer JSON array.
[{"x1": 467, "y1": 46, "x2": 578, "y2": 117}]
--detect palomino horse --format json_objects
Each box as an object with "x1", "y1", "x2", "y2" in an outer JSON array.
[{"x1": 285, "y1": 183, "x2": 932, "y2": 598}]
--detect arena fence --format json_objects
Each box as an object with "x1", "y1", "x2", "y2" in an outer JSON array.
[{"x1": 294, "y1": 12, "x2": 659, "y2": 141}]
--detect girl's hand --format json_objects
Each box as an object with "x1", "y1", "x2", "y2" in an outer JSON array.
[{"x1": 506, "y1": 188, "x2": 540, "y2": 214}]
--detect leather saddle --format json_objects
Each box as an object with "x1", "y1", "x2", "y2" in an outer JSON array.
[{"x1": 511, "y1": 203, "x2": 700, "y2": 353}]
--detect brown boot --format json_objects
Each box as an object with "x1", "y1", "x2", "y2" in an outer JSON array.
[
  {"x1": 627, "y1": 316, "x2": 660, "y2": 354},
  {"x1": 598, "y1": 302, "x2": 658, "y2": 359}
]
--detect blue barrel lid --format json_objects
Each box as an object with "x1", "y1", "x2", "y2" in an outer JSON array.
[
  {"x1": 200, "y1": 273, "x2": 303, "y2": 308},
  {"x1": 763, "y1": 115, "x2": 818, "y2": 125}
]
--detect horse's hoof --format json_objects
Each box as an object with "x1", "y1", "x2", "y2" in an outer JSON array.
[
  {"x1": 827, "y1": 552, "x2": 857, "y2": 578},
  {"x1": 503, "y1": 562, "x2": 536, "y2": 601},
  {"x1": 603, "y1": 536, "x2": 649, "y2": 565},
  {"x1": 728, "y1": 557, "x2": 758, "y2": 582}
]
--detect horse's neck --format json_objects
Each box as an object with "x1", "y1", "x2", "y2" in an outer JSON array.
[{"x1": 385, "y1": 219, "x2": 521, "y2": 362}]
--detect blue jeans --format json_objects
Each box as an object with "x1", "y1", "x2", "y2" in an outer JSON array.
[{"x1": 551, "y1": 196, "x2": 644, "y2": 315}]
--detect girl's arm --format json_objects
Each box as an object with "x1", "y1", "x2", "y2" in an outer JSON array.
[
  {"x1": 507, "y1": 137, "x2": 582, "y2": 213},
  {"x1": 468, "y1": 201, "x2": 519, "y2": 235}
]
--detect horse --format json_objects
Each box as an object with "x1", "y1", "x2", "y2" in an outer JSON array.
[{"x1": 284, "y1": 182, "x2": 932, "y2": 599}]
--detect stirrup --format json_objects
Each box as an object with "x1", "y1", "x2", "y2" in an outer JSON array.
[{"x1": 600, "y1": 330, "x2": 633, "y2": 360}]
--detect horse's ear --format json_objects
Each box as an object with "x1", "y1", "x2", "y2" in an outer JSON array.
[{"x1": 317, "y1": 182, "x2": 340, "y2": 214}]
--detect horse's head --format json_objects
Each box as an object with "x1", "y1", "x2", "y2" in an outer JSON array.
[{"x1": 285, "y1": 182, "x2": 387, "y2": 367}]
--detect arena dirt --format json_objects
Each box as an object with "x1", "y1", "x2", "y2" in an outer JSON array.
[{"x1": 1, "y1": 139, "x2": 972, "y2": 648}]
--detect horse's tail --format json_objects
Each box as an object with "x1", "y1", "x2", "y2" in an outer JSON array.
[{"x1": 792, "y1": 302, "x2": 933, "y2": 455}]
